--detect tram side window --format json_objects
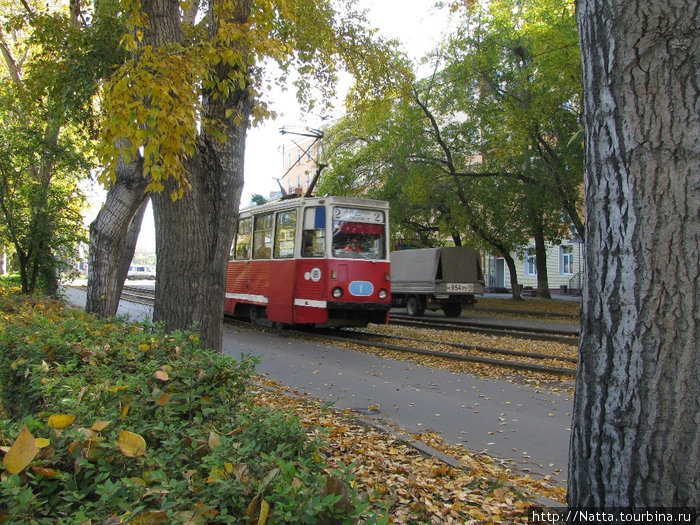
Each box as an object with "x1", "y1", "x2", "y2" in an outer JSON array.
[
  {"x1": 253, "y1": 213, "x2": 274, "y2": 259},
  {"x1": 274, "y1": 210, "x2": 297, "y2": 258},
  {"x1": 233, "y1": 217, "x2": 252, "y2": 260},
  {"x1": 301, "y1": 206, "x2": 326, "y2": 257}
]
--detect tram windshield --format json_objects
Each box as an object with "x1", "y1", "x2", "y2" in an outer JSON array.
[{"x1": 331, "y1": 206, "x2": 387, "y2": 260}]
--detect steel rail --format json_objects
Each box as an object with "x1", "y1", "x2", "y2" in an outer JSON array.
[
  {"x1": 114, "y1": 286, "x2": 577, "y2": 376},
  {"x1": 389, "y1": 315, "x2": 580, "y2": 345},
  {"x1": 292, "y1": 328, "x2": 577, "y2": 377}
]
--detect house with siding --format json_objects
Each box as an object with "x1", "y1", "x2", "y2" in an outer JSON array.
[{"x1": 485, "y1": 237, "x2": 585, "y2": 295}]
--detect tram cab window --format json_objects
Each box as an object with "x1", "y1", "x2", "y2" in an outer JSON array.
[
  {"x1": 301, "y1": 206, "x2": 326, "y2": 257},
  {"x1": 332, "y1": 207, "x2": 386, "y2": 260},
  {"x1": 253, "y1": 213, "x2": 274, "y2": 259},
  {"x1": 233, "y1": 217, "x2": 252, "y2": 260},
  {"x1": 274, "y1": 210, "x2": 296, "y2": 258}
]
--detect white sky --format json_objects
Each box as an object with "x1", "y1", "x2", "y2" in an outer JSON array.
[{"x1": 134, "y1": 0, "x2": 453, "y2": 251}]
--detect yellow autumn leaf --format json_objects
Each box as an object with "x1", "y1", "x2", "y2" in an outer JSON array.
[
  {"x1": 155, "y1": 392, "x2": 170, "y2": 406},
  {"x1": 107, "y1": 385, "x2": 128, "y2": 393},
  {"x1": 10, "y1": 358, "x2": 25, "y2": 370},
  {"x1": 137, "y1": 343, "x2": 151, "y2": 352},
  {"x1": 154, "y1": 370, "x2": 169, "y2": 381},
  {"x1": 130, "y1": 511, "x2": 168, "y2": 524},
  {"x1": 208, "y1": 431, "x2": 222, "y2": 449},
  {"x1": 206, "y1": 467, "x2": 225, "y2": 483},
  {"x1": 492, "y1": 487, "x2": 508, "y2": 501},
  {"x1": 90, "y1": 420, "x2": 112, "y2": 432},
  {"x1": 116, "y1": 430, "x2": 146, "y2": 457},
  {"x1": 246, "y1": 495, "x2": 260, "y2": 518},
  {"x1": 35, "y1": 438, "x2": 50, "y2": 448},
  {"x1": 258, "y1": 499, "x2": 270, "y2": 525},
  {"x1": 3, "y1": 426, "x2": 39, "y2": 474},
  {"x1": 47, "y1": 414, "x2": 76, "y2": 429}
]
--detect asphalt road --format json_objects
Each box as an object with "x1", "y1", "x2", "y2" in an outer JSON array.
[{"x1": 63, "y1": 286, "x2": 574, "y2": 485}]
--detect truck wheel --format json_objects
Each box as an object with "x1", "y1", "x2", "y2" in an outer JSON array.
[
  {"x1": 443, "y1": 302, "x2": 462, "y2": 317},
  {"x1": 406, "y1": 296, "x2": 425, "y2": 317}
]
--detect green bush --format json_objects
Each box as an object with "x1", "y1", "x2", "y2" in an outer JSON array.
[{"x1": 0, "y1": 293, "x2": 381, "y2": 524}]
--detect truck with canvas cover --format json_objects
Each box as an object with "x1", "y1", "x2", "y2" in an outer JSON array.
[{"x1": 390, "y1": 247, "x2": 485, "y2": 317}]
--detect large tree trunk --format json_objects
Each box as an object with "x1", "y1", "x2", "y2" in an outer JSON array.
[
  {"x1": 569, "y1": 0, "x2": 699, "y2": 508},
  {"x1": 503, "y1": 253, "x2": 522, "y2": 300},
  {"x1": 151, "y1": 0, "x2": 252, "y2": 351},
  {"x1": 533, "y1": 224, "x2": 551, "y2": 299},
  {"x1": 152, "y1": 128, "x2": 248, "y2": 351},
  {"x1": 87, "y1": 152, "x2": 148, "y2": 316}
]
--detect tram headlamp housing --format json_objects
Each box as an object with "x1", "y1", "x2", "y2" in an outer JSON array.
[
  {"x1": 378, "y1": 289, "x2": 388, "y2": 300},
  {"x1": 332, "y1": 287, "x2": 343, "y2": 299}
]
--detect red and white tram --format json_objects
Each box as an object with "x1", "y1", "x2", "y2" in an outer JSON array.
[{"x1": 225, "y1": 196, "x2": 391, "y2": 327}]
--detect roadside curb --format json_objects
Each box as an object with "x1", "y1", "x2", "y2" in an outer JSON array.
[{"x1": 353, "y1": 413, "x2": 566, "y2": 512}]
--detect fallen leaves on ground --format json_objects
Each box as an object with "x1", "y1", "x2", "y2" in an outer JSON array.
[
  {"x1": 338, "y1": 323, "x2": 577, "y2": 395},
  {"x1": 253, "y1": 377, "x2": 566, "y2": 524},
  {"x1": 474, "y1": 297, "x2": 580, "y2": 318}
]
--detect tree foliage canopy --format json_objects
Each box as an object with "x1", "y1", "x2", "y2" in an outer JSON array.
[
  {"x1": 322, "y1": 0, "x2": 582, "y2": 260},
  {"x1": 0, "y1": 0, "x2": 125, "y2": 293},
  {"x1": 98, "y1": 0, "x2": 411, "y2": 200}
]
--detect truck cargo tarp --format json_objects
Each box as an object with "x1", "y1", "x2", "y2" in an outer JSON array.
[
  {"x1": 390, "y1": 249, "x2": 441, "y2": 282},
  {"x1": 439, "y1": 247, "x2": 483, "y2": 282},
  {"x1": 391, "y1": 247, "x2": 483, "y2": 283}
]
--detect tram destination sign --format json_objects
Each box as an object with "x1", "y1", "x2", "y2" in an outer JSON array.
[{"x1": 333, "y1": 207, "x2": 385, "y2": 224}]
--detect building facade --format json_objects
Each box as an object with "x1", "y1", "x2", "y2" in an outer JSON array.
[
  {"x1": 279, "y1": 137, "x2": 322, "y2": 196},
  {"x1": 485, "y1": 238, "x2": 585, "y2": 295}
]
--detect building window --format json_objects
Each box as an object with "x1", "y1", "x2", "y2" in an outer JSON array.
[
  {"x1": 560, "y1": 245, "x2": 574, "y2": 275},
  {"x1": 524, "y1": 248, "x2": 537, "y2": 276}
]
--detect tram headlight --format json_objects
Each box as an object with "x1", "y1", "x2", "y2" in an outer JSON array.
[
  {"x1": 332, "y1": 287, "x2": 343, "y2": 299},
  {"x1": 378, "y1": 289, "x2": 388, "y2": 300}
]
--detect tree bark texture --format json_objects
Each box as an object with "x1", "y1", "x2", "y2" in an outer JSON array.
[
  {"x1": 570, "y1": 0, "x2": 699, "y2": 507},
  {"x1": 152, "y1": 129, "x2": 248, "y2": 351},
  {"x1": 151, "y1": 0, "x2": 252, "y2": 351},
  {"x1": 87, "y1": 156, "x2": 148, "y2": 316},
  {"x1": 533, "y1": 222, "x2": 552, "y2": 299}
]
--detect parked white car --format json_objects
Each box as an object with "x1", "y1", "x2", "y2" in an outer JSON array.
[{"x1": 127, "y1": 265, "x2": 156, "y2": 280}]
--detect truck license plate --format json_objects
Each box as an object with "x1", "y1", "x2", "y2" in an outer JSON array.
[{"x1": 446, "y1": 283, "x2": 474, "y2": 293}]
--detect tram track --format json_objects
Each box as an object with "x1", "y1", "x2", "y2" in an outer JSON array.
[
  {"x1": 115, "y1": 285, "x2": 577, "y2": 377},
  {"x1": 119, "y1": 285, "x2": 155, "y2": 306},
  {"x1": 296, "y1": 327, "x2": 577, "y2": 377},
  {"x1": 389, "y1": 313, "x2": 580, "y2": 346}
]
